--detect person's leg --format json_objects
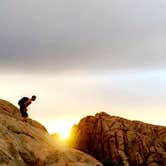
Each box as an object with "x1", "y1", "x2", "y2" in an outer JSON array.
[
  {"x1": 22, "y1": 112, "x2": 28, "y2": 122},
  {"x1": 22, "y1": 117, "x2": 28, "y2": 122},
  {"x1": 20, "y1": 106, "x2": 28, "y2": 122}
]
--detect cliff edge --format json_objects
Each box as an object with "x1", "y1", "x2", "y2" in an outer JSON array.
[
  {"x1": 70, "y1": 112, "x2": 166, "y2": 166},
  {"x1": 0, "y1": 99, "x2": 102, "y2": 166}
]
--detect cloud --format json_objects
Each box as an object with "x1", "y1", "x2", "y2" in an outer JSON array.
[{"x1": 1, "y1": 0, "x2": 166, "y2": 73}]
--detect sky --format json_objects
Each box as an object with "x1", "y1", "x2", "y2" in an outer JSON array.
[{"x1": 0, "y1": 0, "x2": 166, "y2": 133}]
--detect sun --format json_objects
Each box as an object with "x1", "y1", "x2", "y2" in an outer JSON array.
[
  {"x1": 59, "y1": 128, "x2": 71, "y2": 140},
  {"x1": 51, "y1": 121, "x2": 73, "y2": 140},
  {"x1": 40, "y1": 118, "x2": 77, "y2": 141}
]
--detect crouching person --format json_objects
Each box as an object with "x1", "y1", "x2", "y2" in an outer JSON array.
[{"x1": 18, "y1": 95, "x2": 36, "y2": 122}]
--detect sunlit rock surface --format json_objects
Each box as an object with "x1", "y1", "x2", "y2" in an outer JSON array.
[
  {"x1": 0, "y1": 99, "x2": 102, "y2": 166},
  {"x1": 70, "y1": 112, "x2": 166, "y2": 166}
]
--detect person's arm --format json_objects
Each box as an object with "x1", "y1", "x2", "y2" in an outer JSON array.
[{"x1": 24, "y1": 99, "x2": 32, "y2": 107}]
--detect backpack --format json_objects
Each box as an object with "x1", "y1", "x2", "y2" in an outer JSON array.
[{"x1": 18, "y1": 97, "x2": 29, "y2": 106}]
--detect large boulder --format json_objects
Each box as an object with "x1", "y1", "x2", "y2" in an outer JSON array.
[
  {"x1": 0, "y1": 99, "x2": 102, "y2": 166},
  {"x1": 70, "y1": 112, "x2": 166, "y2": 166}
]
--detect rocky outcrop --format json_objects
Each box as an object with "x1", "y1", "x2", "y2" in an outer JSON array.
[
  {"x1": 70, "y1": 112, "x2": 166, "y2": 166},
  {"x1": 0, "y1": 99, "x2": 102, "y2": 166}
]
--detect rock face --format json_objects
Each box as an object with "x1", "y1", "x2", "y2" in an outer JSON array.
[
  {"x1": 70, "y1": 112, "x2": 166, "y2": 166},
  {"x1": 0, "y1": 99, "x2": 102, "y2": 166}
]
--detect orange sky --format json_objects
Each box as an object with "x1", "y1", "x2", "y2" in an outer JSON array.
[{"x1": 1, "y1": 70, "x2": 166, "y2": 134}]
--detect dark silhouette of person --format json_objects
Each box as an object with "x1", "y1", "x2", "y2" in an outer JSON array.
[{"x1": 18, "y1": 95, "x2": 36, "y2": 121}]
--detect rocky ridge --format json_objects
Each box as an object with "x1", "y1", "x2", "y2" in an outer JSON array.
[
  {"x1": 0, "y1": 99, "x2": 102, "y2": 166},
  {"x1": 70, "y1": 112, "x2": 166, "y2": 166}
]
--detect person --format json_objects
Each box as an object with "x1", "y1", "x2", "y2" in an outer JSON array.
[{"x1": 18, "y1": 95, "x2": 36, "y2": 121}]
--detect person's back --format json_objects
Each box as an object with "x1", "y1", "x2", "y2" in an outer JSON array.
[{"x1": 18, "y1": 97, "x2": 29, "y2": 107}]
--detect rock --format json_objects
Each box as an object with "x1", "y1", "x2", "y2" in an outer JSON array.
[
  {"x1": 70, "y1": 112, "x2": 166, "y2": 166},
  {"x1": 0, "y1": 99, "x2": 102, "y2": 166}
]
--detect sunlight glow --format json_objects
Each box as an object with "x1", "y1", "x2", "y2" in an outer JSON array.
[
  {"x1": 39, "y1": 119, "x2": 77, "y2": 140},
  {"x1": 59, "y1": 127, "x2": 71, "y2": 140}
]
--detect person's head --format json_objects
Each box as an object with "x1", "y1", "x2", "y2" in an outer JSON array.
[{"x1": 31, "y1": 95, "x2": 36, "y2": 101}]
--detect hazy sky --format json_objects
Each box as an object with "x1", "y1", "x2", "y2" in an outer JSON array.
[{"x1": 0, "y1": 0, "x2": 166, "y2": 133}]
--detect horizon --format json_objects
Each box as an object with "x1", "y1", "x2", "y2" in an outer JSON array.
[
  {"x1": 1, "y1": 69, "x2": 166, "y2": 135},
  {"x1": 1, "y1": 0, "x2": 166, "y2": 136}
]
